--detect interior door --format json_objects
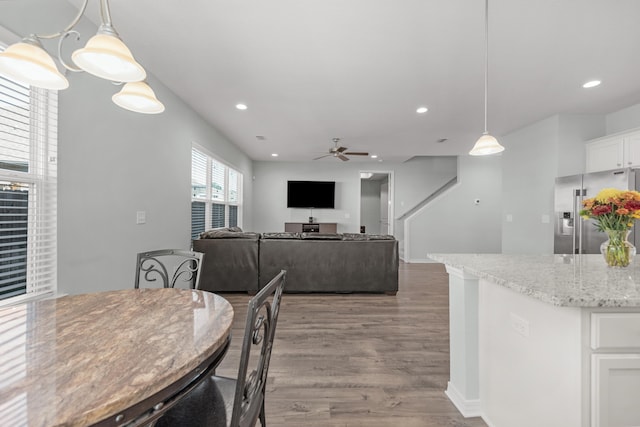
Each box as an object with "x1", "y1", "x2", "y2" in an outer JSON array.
[{"x1": 380, "y1": 181, "x2": 389, "y2": 235}]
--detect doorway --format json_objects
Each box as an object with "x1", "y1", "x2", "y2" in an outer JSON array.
[{"x1": 359, "y1": 171, "x2": 394, "y2": 235}]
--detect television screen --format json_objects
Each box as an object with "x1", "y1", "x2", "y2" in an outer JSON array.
[{"x1": 287, "y1": 181, "x2": 335, "y2": 209}]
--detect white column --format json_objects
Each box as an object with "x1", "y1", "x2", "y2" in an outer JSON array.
[{"x1": 444, "y1": 265, "x2": 481, "y2": 417}]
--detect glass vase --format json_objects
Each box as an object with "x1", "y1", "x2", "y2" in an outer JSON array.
[{"x1": 600, "y1": 229, "x2": 636, "y2": 267}]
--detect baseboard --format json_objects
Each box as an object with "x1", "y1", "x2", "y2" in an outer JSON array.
[
  {"x1": 406, "y1": 258, "x2": 438, "y2": 263},
  {"x1": 444, "y1": 382, "x2": 482, "y2": 418}
]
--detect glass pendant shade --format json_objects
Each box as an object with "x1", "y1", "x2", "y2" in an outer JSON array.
[
  {"x1": 112, "y1": 81, "x2": 164, "y2": 114},
  {"x1": 469, "y1": 133, "x2": 505, "y2": 156},
  {"x1": 72, "y1": 33, "x2": 146, "y2": 82},
  {"x1": 0, "y1": 39, "x2": 69, "y2": 90}
]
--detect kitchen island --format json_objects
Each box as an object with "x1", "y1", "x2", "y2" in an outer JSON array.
[{"x1": 428, "y1": 254, "x2": 640, "y2": 427}]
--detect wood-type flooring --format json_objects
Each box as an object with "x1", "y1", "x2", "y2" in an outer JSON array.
[{"x1": 214, "y1": 262, "x2": 487, "y2": 426}]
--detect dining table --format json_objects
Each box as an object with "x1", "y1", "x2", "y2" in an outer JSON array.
[{"x1": 0, "y1": 287, "x2": 234, "y2": 427}]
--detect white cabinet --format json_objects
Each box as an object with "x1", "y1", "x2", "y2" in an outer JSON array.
[
  {"x1": 586, "y1": 130, "x2": 640, "y2": 172},
  {"x1": 624, "y1": 132, "x2": 640, "y2": 167},
  {"x1": 589, "y1": 312, "x2": 640, "y2": 427}
]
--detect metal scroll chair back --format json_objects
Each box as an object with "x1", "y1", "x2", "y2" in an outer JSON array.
[
  {"x1": 155, "y1": 270, "x2": 286, "y2": 427},
  {"x1": 134, "y1": 249, "x2": 205, "y2": 289},
  {"x1": 230, "y1": 269, "x2": 286, "y2": 427}
]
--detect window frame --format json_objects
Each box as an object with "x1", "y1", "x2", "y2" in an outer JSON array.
[
  {"x1": 191, "y1": 143, "x2": 242, "y2": 239},
  {"x1": 0, "y1": 31, "x2": 58, "y2": 306}
]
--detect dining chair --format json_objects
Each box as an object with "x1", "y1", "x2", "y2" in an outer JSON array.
[
  {"x1": 155, "y1": 269, "x2": 287, "y2": 427},
  {"x1": 134, "y1": 249, "x2": 205, "y2": 289}
]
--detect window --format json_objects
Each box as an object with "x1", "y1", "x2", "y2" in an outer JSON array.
[
  {"x1": 0, "y1": 45, "x2": 58, "y2": 304},
  {"x1": 191, "y1": 145, "x2": 242, "y2": 239}
]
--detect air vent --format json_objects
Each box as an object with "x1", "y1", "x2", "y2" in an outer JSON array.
[
  {"x1": 436, "y1": 138, "x2": 448, "y2": 143},
  {"x1": 256, "y1": 135, "x2": 266, "y2": 141}
]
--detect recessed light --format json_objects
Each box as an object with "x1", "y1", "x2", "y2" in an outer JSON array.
[
  {"x1": 416, "y1": 106, "x2": 428, "y2": 114},
  {"x1": 236, "y1": 103, "x2": 248, "y2": 110},
  {"x1": 271, "y1": 153, "x2": 278, "y2": 157},
  {"x1": 371, "y1": 154, "x2": 378, "y2": 159},
  {"x1": 582, "y1": 80, "x2": 601, "y2": 89}
]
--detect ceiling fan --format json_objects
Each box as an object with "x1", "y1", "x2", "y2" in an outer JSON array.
[{"x1": 313, "y1": 138, "x2": 369, "y2": 161}]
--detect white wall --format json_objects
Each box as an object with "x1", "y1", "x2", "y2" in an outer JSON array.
[
  {"x1": 407, "y1": 156, "x2": 503, "y2": 261},
  {"x1": 0, "y1": 1, "x2": 254, "y2": 295}
]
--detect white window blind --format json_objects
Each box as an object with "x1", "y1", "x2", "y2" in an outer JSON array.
[
  {"x1": 191, "y1": 144, "x2": 242, "y2": 240},
  {"x1": 0, "y1": 53, "x2": 58, "y2": 304}
]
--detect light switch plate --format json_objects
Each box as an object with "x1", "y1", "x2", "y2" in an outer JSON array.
[{"x1": 136, "y1": 211, "x2": 146, "y2": 225}]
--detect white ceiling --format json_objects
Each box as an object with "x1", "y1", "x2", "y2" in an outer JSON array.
[{"x1": 70, "y1": 0, "x2": 640, "y2": 163}]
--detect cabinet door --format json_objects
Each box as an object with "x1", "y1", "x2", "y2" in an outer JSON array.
[
  {"x1": 586, "y1": 137, "x2": 624, "y2": 173},
  {"x1": 592, "y1": 354, "x2": 640, "y2": 427},
  {"x1": 624, "y1": 132, "x2": 640, "y2": 167},
  {"x1": 318, "y1": 223, "x2": 337, "y2": 233}
]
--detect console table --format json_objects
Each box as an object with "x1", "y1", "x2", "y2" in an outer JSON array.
[
  {"x1": 0, "y1": 288, "x2": 234, "y2": 426},
  {"x1": 284, "y1": 222, "x2": 337, "y2": 233}
]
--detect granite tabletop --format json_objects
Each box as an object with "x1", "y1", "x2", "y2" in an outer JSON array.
[
  {"x1": 427, "y1": 253, "x2": 640, "y2": 308},
  {"x1": 0, "y1": 288, "x2": 234, "y2": 427}
]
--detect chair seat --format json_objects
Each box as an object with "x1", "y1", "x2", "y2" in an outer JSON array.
[{"x1": 156, "y1": 375, "x2": 238, "y2": 427}]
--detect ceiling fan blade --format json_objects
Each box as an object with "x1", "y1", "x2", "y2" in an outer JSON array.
[
  {"x1": 344, "y1": 152, "x2": 369, "y2": 156},
  {"x1": 313, "y1": 154, "x2": 330, "y2": 160},
  {"x1": 336, "y1": 146, "x2": 348, "y2": 153},
  {"x1": 338, "y1": 154, "x2": 349, "y2": 161}
]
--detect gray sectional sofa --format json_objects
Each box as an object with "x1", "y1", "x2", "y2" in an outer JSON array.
[{"x1": 193, "y1": 228, "x2": 398, "y2": 295}]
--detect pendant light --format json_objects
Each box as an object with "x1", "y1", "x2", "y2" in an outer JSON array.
[
  {"x1": 469, "y1": 0, "x2": 504, "y2": 156},
  {"x1": 0, "y1": 0, "x2": 162, "y2": 114},
  {"x1": 112, "y1": 81, "x2": 165, "y2": 114},
  {"x1": 0, "y1": 35, "x2": 69, "y2": 90}
]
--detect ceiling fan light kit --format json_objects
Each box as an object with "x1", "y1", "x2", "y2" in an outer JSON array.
[
  {"x1": 0, "y1": 0, "x2": 164, "y2": 114},
  {"x1": 469, "y1": 0, "x2": 505, "y2": 156}
]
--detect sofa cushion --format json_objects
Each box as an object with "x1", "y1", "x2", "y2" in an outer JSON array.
[
  {"x1": 341, "y1": 233, "x2": 369, "y2": 241},
  {"x1": 300, "y1": 232, "x2": 343, "y2": 240},
  {"x1": 200, "y1": 229, "x2": 259, "y2": 239},
  {"x1": 261, "y1": 232, "x2": 301, "y2": 239},
  {"x1": 366, "y1": 234, "x2": 396, "y2": 240}
]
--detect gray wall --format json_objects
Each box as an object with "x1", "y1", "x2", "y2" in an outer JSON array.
[
  {"x1": 0, "y1": 2, "x2": 253, "y2": 295},
  {"x1": 252, "y1": 156, "x2": 505, "y2": 260},
  {"x1": 500, "y1": 114, "x2": 604, "y2": 254},
  {"x1": 407, "y1": 155, "x2": 503, "y2": 260},
  {"x1": 251, "y1": 157, "x2": 458, "y2": 234},
  {"x1": 606, "y1": 103, "x2": 640, "y2": 134}
]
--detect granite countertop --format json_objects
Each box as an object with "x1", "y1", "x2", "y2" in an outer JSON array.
[
  {"x1": 0, "y1": 288, "x2": 234, "y2": 427},
  {"x1": 427, "y1": 253, "x2": 640, "y2": 308}
]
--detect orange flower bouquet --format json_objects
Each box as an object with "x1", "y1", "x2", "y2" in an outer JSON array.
[{"x1": 580, "y1": 188, "x2": 640, "y2": 267}]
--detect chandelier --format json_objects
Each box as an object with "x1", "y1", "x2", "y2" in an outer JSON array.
[{"x1": 0, "y1": 0, "x2": 164, "y2": 114}]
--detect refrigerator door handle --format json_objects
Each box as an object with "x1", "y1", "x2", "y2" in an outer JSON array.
[{"x1": 574, "y1": 188, "x2": 583, "y2": 254}]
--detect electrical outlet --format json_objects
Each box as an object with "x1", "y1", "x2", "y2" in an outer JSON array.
[{"x1": 510, "y1": 312, "x2": 530, "y2": 337}]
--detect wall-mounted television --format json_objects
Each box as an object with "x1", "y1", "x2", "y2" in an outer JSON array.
[{"x1": 287, "y1": 181, "x2": 335, "y2": 209}]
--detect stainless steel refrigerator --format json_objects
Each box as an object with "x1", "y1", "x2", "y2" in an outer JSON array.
[{"x1": 554, "y1": 168, "x2": 640, "y2": 254}]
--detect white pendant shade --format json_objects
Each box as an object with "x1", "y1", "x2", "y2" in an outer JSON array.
[
  {"x1": 112, "y1": 81, "x2": 164, "y2": 114},
  {"x1": 0, "y1": 40, "x2": 69, "y2": 90},
  {"x1": 469, "y1": 133, "x2": 505, "y2": 156},
  {"x1": 72, "y1": 33, "x2": 146, "y2": 82}
]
